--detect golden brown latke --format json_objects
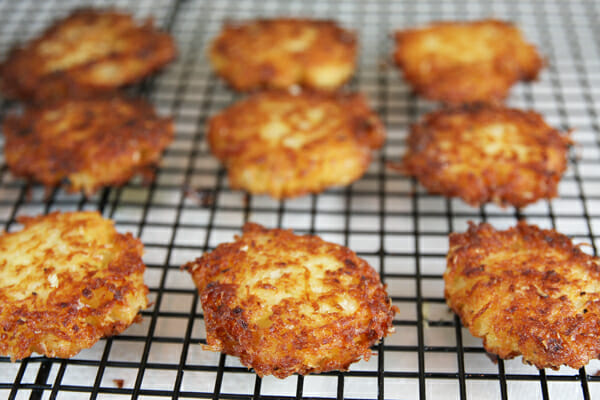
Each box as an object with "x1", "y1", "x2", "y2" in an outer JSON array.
[
  {"x1": 3, "y1": 96, "x2": 173, "y2": 196},
  {"x1": 183, "y1": 223, "x2": 396, "y2": 379},
  {"x1": 209, "y1": 18, "x2": 356, "y2": 91},
  {"x1": 445, "y1": 222, "x2": 600, "y2": 370},
  {"x1": 0, "y1": 8, "x2": 176, "y2": 102},
  {"x1": 0, "y1": 211, "x2": 148, "y2": 361},
  {"x1": 208, "y1": 90, "x2": 385, "y2": 199},
  {"x1": 394, "y1": 19, "x2": 544, "y2": 104},
  {"x1": 400, "y1": 104, "x2": 571, "y2": 208}
]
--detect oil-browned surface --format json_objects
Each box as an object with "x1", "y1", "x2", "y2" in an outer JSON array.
[
  {"x1": 445, "y1": 222, "x2": 600, "y2": 370},
  {"x1": 3, "y1": 97, "x2": 173, "y2": 196},
  {"x1": 208, "y1": 90, "x2": 385, "y2": 199},
  {"x1": 401, "y1": 104, "x2": 571, "y2": 208},
  {"x1": 394, "y1": 19, "x2": 544, "y2": 104},
  {"x1": 0, "y1": 8, "x2": 176, "y2": 102},
  {"x1": 0, "y1": 211, "x2": 148, "y2": 361},
  {"x1": 209, "y1": 18, "x2": 356, "y2": 91},
  {"x1": 183, "y1": 223, "x2": 396, "y2": 378}
]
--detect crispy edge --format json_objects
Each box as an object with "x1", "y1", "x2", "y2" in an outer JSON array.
[
  {"x1": 208, "y1": 18, "x2": 357, "y2": 92},
  {"x1": 393, "y1": 19, "x2": 545, "y2": 104},
  {"x1": 445, "y1": 221, "x2": 600, "y2": 370},
  {"x1": 2, "y1": 96, "x2": 174, "y2": 196},
  {"x1": 0, "y1": 211, "x2": 148, "y2": 361},
  {"x1": 400, "y1": 103, "x2": 572, "y2": 208},
  {"x1": 183, "y1": 222, "x2": 396, "y2": 378},
  {"x1": 207, "y1": 90, "x2": 385, "y2": 199},
  {"x1": 0, "y1": 8, "x2": 177, "y2": 102}
]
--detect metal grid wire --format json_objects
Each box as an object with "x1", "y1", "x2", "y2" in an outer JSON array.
[{"x1": 1, "y1": 0, "x2": 600, "y2": 399}]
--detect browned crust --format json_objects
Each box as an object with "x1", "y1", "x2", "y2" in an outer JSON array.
[
  {"x1": 0, "y1": 8, "x2": 177, "y2": 102},
  {"x1": 445, "y1": 222, "x2": 600, "y2": 370},
  {"x1": 3, "y1": 96, "x2": 173, "y2": 196},
  {"x1": 394, "y1": 19, "x2": 544, "y2": 104},
  {"x1": 208, "y1": 90, "x2": 385, "y2": 199},
  {"x1": 209, "y1": 18, "x2": 357, "y2": 91},
  {"x1": 0, "y1": 211, "x2": 148, "y2": 361},
  {"x1": 183, "y1": 222, "x2": 396, "y2": 378},
  {"x1": 401, "y1": 104, "x2": 571, "y2": 208}
]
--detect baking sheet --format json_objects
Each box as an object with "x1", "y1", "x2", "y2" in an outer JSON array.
[{"x1": 1, "y1": 0, "x2": 600, "y2": 399}]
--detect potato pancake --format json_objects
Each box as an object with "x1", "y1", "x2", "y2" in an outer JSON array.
[
  {"x1": 209, "y1": 18, "x2": 356, "y2": 91},
  {"x1": 3, "y1": 96, "x2": 173, "y2": 196},
  {"x1": 183, "y1": 223, "x2": 396, "y2": 378},
  {"x1": 0, "y1": 211, "x2": 148, "y2": 361},
  {"x1": 208, "y1": 90, "x2": 385, "y2": 199},
  {"x1": 400, "y1": 104, "x2": 571, "y2": 208},
  {"x1": 0, "y1": 8, "x2": 176, "y2": 102},
  {"x1": 394, "y1": 19, "x2": 544, "y2": 104},
  {"x1": 445, "y1": 222, "x2": 600, "y2": 370}
]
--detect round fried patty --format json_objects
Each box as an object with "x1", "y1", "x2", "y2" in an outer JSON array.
[
  {"x1": 445, "y1": 222, "x2": 600, "y2": 370},
  {"x1": 183, "y1": 223, "x2": 396, "y2": 378},
  {"x1": 208, "y1": 90, "x2": 385, "y2": 199},
  {"x1": 0, "y1": 8, "x2": 176, "y2": 102},
  {"x1": 3, "y1": 96, "x2": 173, "y2": 195},
  {"x1": 209, "y1": 18, "x2": 356, "y2": 91},
  {"x1": 0, "y1": 211, "x2": 148, "y2": 361},
  {"x1": 394, "y1": 19, "x2": 543, "y2": 104},
  {"x1": 401, "y1": 104, "x2": 571, "y2": 208}
]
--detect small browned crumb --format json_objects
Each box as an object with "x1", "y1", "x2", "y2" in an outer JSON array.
[
  {"x1": 209, "y1": 18, "x2": 356, "y2": 91},
  {"x1": 208, "y1": 90, "x2": 385, "y2": 199},
  {"x1": 0, "y1": 211, "x2": 148, "y2": 361},
  {"x1": 0, "y1": 8, "x2": 177, "y2": 102},
  {"x1": 113, "y1": 379, "x2": 125, "y2": 388},
  {"x1": 3, "y1": 96, "x2": 173, "y2": 196},
  {"x1": 185, "y1": 188, "x2": 215, "y2": 208},
  {"x1": 183, "y1": 222, "x2": 396, "y2": 378},
  {"x1": 394, "y1": 19, "x2": 544, "y2": 104},
  {"x1": 400, "y1": 104, "x2": 571, "y2": 208},
  {"x1": 445, "y1": 222, "x2": 600, "y2": 370}
]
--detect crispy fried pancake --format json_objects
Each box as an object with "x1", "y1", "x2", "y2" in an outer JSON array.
[
  {"x1": 0, "y1": 8, "x2": 176, "y2": 102},
  {"x1": 3, "y1": 97, "x2": 173, "y2": 196},
  {"x1": 394, "y1": 19, "x2": 544, "y2": 104},
  {"x1": 0, "y1": 211, "x2": 148, "y2": 361},
  {"x1": 445, "y1": 222, "x2": 600, "y2": 370},
  {"x1": 209, "y1": 18, "x2": 356, "y2": 91},
  {"x1": 183, "y1": 223, "x2": 396, "y2": 378},
  {"x1": 208, "y1": 90, "x2": 385, "y2": 199},
  {"x1": 401, "y1": 104, "x2": 571, "y2": 208}
]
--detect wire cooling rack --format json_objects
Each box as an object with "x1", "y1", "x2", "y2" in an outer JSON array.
[{"x1": 1, "y1": 0, "x2": 600, "y2": 399}]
